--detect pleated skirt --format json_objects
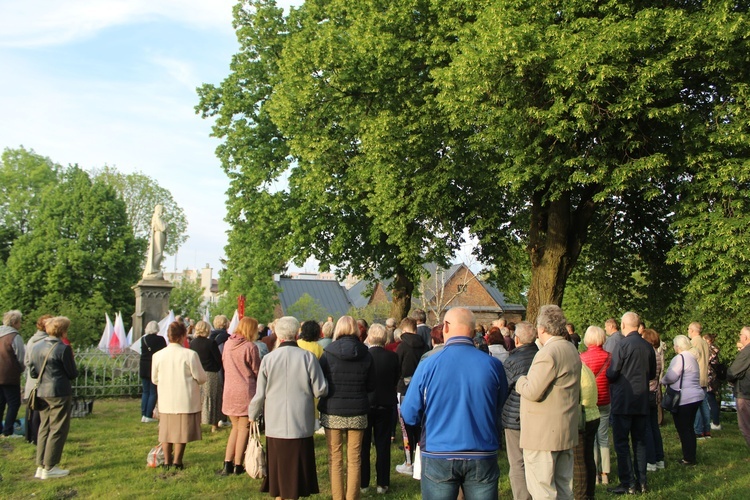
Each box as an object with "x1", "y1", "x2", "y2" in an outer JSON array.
[{"x1": 262, "y1": 436, "x2": 319, "y2": 499}]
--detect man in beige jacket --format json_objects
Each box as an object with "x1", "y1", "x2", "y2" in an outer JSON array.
[
  {"x1": 517, "y1": 305, "x2": 581, "y2": 499},
  {"x1": 688, "y1": 322, "x2": 712, "y2": 438}
]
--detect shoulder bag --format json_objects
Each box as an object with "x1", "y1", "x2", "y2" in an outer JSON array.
[
  {"x1": 245, "y1": 420, "x2": 267, "y2": 479},
  {"x1": 661, "y1": 354, "x2": 684, "y2": 414},
  {"x1": 27, "y1": 343, "x2": 56, "y2": 411}
]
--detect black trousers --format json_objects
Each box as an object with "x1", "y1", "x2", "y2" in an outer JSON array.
[
  {"x1": 361, "y1": 406, "x2": 395, "y2": 488},
  {"x1": 673, "y1": 401, "x2": 701, "y2": 463},
  {"x1": 612, "y1": 413, "x2": 647, "y2": 488}
]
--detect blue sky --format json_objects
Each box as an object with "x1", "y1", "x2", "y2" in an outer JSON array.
[{"x1": 0, "y1": 0, "x2": 301, "y2": 274}]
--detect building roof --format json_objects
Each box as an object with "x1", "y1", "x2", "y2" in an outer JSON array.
[
  {"x1": 346, "y1": 279, "x2": 371, "y2": 309},
  {"x1": 481, "y1": 282, "x2": 526, "y2": 313},
  {"x1": 275, "y1": 277, "x2": 353, "y2": 318}
]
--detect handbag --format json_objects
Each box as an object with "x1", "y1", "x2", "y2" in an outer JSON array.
[
  {"x1": 245, "y1": 420, "x2": 267, "y2": 479},
  {"x1": 412, "y1": 443, "x2": 422, "y2": 480},
  {"x1": 147, "y1": 444, "x2": 164, "y2": 468},
  {"x1": 27, "y1": 343, "x2": 56, "y2": 411},
  {"x1": 661, "y1": 354, "x2": 684, "y2": 414}
]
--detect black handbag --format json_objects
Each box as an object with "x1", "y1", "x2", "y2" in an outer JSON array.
[{"x1": 661, "y1": 354, "x2": 684, "y2": 414}]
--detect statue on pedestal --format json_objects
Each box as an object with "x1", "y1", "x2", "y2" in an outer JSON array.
[{"x1": 142, "y1": 204, "x2": 167, "y2": 279}]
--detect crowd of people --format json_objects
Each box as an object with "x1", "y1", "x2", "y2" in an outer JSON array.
[{"x1": 2, "y1": 306, "x2": 750, "y2": 500}]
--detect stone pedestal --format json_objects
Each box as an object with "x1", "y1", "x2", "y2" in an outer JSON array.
[{"x1": 132, "y1": 278, "x2": 174, "y2": 342}]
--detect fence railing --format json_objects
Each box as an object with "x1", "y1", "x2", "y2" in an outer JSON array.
[{"x1": 71, "y1": 347, "x2": 141, "y2": 398}]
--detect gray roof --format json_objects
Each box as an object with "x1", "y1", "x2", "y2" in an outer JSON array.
[
  {"x1": 481, "y1": 282, "x2": 526, "y2": 313},
  {"x1": 275, "y1": 277, "x2": 353, "y2": 318},
  {"x1": 346, "y1": 279, "x2": 371, "y2": 309}
]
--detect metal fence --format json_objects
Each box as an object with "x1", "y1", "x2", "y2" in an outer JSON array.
[{"x1": 71, "y1": 347, "x2": 141, "y2": 398}]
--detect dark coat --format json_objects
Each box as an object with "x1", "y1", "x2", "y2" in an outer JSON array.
[
  {"x1": 727, "y1": 346, "x2": 750, "y2": 400},
  {"x1": 209, "y1": 328, "x2": 230, "y2": 354},
  {"x1": 606, "y1": 331, "x2": 656, "y2": 415},
  {"x1": 190, "y1": 336, "x2": 222, "y2": 372},
  {"x1": 29, "y1": 337, "x2": 78, "y2": 398},
  {"x1": 368, "y1": 346, "x2": 400, "y2": 408},
  {"x1": 501, "y1": 342, "x2": 538, "y2": 430},
  {"x1": 318, "y1": 335, "x2": 376, "y2": 417},
  {"x1": 396, "y1": 332, "x2": 429, "y2": 395},
  {"x1": 139, "y1": 334, "x2": 167, "y2": 379}
]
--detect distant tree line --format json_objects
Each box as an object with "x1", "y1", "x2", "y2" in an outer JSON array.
[{"x1": 0, "y1": 147, "x2": 188, "y2": 346}]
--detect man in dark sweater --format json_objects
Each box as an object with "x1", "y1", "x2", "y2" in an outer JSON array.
[
  {"x1": 501, "y1": 321, "x2": 538, "y2": 500},
  {"x1": 606, "y1": 312, "x2": 656, "y2": 495}
]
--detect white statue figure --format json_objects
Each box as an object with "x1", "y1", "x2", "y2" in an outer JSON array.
[{"x1": 143, "y1": 204, "x2": 167, "y2": 279}]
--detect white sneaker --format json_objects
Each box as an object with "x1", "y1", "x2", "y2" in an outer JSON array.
[
  {"x1": 218, "y1": 420, "x2": 232, "y2": 428},
  {"x1": 41, "y1": 466, "x2": 69, "y2": 479},
  {"x1": 315, "y1": 427, "x2": 326, "y2": 435},
  {"x1": 35, "y1": 467, "x2": 43, "y2": 479},
  {"x1": 377, "y1": 485, "x2": 389, "y2": 494},
  {"x1": 360, "y1": 487, "x2": 369, "y2": 494},
  {"x1": 143, "y1": 417, "x2": 158, "y2": 423},
  {"x1": 5, "y1": 433, "x2": 23, "y2": 439},
  {"x1": 655, "y1": 460, "x2": 665, "y2": 470},
  {"x1": 711, "y1": 423, "x2": 722, "y2": 431},
  {"x1": 395, "y1": 462, "x2": 413, "y2": 476},
  {"x1": 646, "y1": 463, "x2": 658, "y2": 472}
]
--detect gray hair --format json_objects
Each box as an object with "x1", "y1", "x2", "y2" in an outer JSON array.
[
  {"x1": 536, "y1": 305, "x2": 567, "y2": 337},
  {"x1": 514, "y1": 321, "x2": 536, "y2": 345},
  {"x1": 385, "y1": 317, "x2": 397, "y2": 328},
  {"x1": 673, "y1": 334, "x2": 691, "y2": 352},
  {"x1": 584, "y1": 325, "x2": 606, "y2": 347},
  {"x1": 2, "y1": 310, "x2": 22, "y2": 327},
  {"x1": 145, "y1": 321, "x2": 160, "y2": 335},
  {"x1": 321, "y1": 321, "x2": 334, "y2": 339},
  {"x1": 412, "y1": 309, "x2": 427, "y2": 323},
  {"x1": 500, "y1": 327, "x2": 511, "y2": 337},
  {"x1": 367, "y1": 323, "x2": 387, "y2": 346},
  {"x1": 276, "y1": 316, "x2": 300, "y2": 341},
  {"x1": 621, "y1": 311, "x2": 640, "y2": 331}
]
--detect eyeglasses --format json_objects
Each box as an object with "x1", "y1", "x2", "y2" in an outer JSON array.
[{"x1": 444, "y1": 320, "x2": 451, "y2": 327}]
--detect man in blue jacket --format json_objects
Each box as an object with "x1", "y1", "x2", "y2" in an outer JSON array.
[{"x1": 401, "y1": 307, "x2": 508, "y2": 499}]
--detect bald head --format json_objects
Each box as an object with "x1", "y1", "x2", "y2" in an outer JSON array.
[
  {"x1": 621, "y1": 312, "x2": 640, "y2": 334},
  {"x1": 688, "y1": 322, "x2": 702, "y2": 338},
  {"x1": 443, "y1": 307, "x2": 475, "y2": 341}
]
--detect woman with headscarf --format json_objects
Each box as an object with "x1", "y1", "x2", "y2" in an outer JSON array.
[{"x1": 151, "y1": 321, "x2": 207, "y2": 470}]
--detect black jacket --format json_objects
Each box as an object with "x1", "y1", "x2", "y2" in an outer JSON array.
[
  {"x1": 318, "y1": 335, "x2": 376, "y2": 417},
  {"x1": 209, "y1": 328, "x2": 230, "y2": 354},
  {"x1": 368, "y1": 346, "x2": 400, "y2": 408},
  {"x1": 190, "y1": 336, "x2": 222, "y2": 372},
  {"x1": 606, "y1": 331, "x2": 656, "y2": 415},
  {"x1": 139, "y1": 334, "x2": 167, "y2": 379},
  {"x1": 29, "y1": 337, "x2": 78, "y2": 398},
  {"x1": 396, "y1": 332, "x2": 429, "y2": 395},
  {"x1": 501, "y1": 342, "x2": 539, "y2": 430}
]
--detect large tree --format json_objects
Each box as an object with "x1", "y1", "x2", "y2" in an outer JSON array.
[
  {"x1": 435, "y1": 0, "x2": 750, "y2": 321},
  {"x1": 0, "y1": 167, "x2": 142, "y2": 344},
  {"x1": 198, "y1": 0, "x2": 473, "y2": 320},
  {"x1": 91, "y1": 166, "x2": 189, "y2": 257}
]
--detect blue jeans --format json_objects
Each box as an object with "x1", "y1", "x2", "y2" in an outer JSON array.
[
  {"x1": 421, "y1": 456, "x2": 499, "y2": 500},
  {"x1": 693, "y1": 389, "x2": 710, "y2": 435},
  {"x1": 141, "y1": 378, "x2": 157, "y2": 418},
  {"x1": 706, "y1": 391, "x2": 720, "y2": 425},
  {"x1": 644, "y1": 403, "x2": 664, "y2": 463}
]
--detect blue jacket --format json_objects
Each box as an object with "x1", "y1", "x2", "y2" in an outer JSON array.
[{"x1": 401, "y1": 336, "x2": 508, "y2": 459}]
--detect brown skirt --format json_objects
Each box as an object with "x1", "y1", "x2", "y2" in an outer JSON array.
[
  {"x1": 159, "y1": 412, "x2": 202, "y2": 444},
  {"x1": 262, "y1": 436, "x2": 318, "y2": 499}
]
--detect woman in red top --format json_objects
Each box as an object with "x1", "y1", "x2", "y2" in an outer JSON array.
[
  {"x1": 580, "y1": 325, "x2": 612, "y2": 485},
  {"x1": 219, "y1": 317, "x2": 261, "y2": 476}
]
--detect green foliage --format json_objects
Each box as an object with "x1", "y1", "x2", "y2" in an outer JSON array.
[
  {"x1": 91, "y1": 166, "x2": 189, "y2": 257},
  {"x1": 287, "y1": 292, "x2": 329, "y2": 323},
  {"x1": 169, "y1": 278, "x2": 205, "y2": 320},
  {"x1": 0, "y1": 167, "x2": 141, "y2": 344},
  {"x1": 0, "y1": 146, "x2": 60, "y2": 236},
  {"x1": 347, "y1": 301, "x2": 393, "y2": 326}
]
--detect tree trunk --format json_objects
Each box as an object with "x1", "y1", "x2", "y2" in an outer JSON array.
[
  {"x1": 526, "y1": 189, "x2": 597, "y2": 324},
  {"x1": 390, "y1": 270, "x2": 414, "y2": 323}
]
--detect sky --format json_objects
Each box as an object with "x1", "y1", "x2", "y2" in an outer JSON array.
[{"x1": 0, "y1": 0, "x2": 303, "y2": 275}]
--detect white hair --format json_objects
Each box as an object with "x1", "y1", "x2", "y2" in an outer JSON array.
[{"x1": 276, "y1": 316, "x2": 300, "y2": 341}]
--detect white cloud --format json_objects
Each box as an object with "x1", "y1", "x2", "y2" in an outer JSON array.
[{"x1": 0, "y1": 0, "x2": 237, "y2": 47}]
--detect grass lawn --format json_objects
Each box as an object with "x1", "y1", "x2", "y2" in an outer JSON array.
[{"x1": 1, "y1": 398, "x2": 748, "y2": 499}]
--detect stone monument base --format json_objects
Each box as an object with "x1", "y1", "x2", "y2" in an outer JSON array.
[{"x1": 132, "y1": 278, "x2": 173, "y2": 342}]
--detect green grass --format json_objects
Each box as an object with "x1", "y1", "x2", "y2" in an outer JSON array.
[{"x1": 1, "y1": 400, "x2": 748, "y2": 499}]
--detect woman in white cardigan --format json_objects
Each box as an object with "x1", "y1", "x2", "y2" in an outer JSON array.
[
  {"x1": 249, "y1": 316, "x2": 328, "y2": 499},
  {"x1": 152, "y1": 321, "x2": 207, "y2": 470}
]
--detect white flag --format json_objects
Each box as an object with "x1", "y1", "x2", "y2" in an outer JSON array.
[
  {"x1": 113, "y1": 312, "x2": 129, "y2": 351},
  {"x1": 227, "y1": 309, "x2": 239, "y2": 335},
  {"x1": 158, "y1": 310, "x2": 175, "y2": 341},
  {"x1": 97, "y1": 313, "x2": 114, "y2": 353}
]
